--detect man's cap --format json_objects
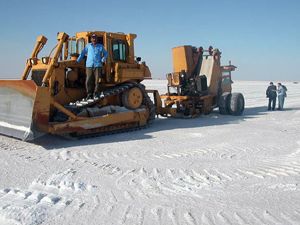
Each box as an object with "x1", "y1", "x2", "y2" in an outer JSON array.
[
  {"x1": 91, "y1": 33, "x2": 97, "y2": 38},
  {"x1": 270, "y1": 82, "x2": 273, "y2": 85}
]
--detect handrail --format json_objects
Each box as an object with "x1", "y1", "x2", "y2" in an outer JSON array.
[{"x1": 42, "y1": 32, "x2": 69, "y2": 86}]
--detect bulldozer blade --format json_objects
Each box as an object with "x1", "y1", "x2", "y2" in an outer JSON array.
[{"x1": 0, "y1": 80, "x2": 42, "y2": 141}]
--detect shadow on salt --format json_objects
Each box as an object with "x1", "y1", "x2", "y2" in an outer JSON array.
[{"x1": 33, "y1": 105, "x2": 276, "y2": 149}]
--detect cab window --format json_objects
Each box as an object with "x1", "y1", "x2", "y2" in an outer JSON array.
[
  {"x1": 112, "y1": 40, "x2": 127, "y2": 61},
  {"x1": 68, "y1": 38, "x2": 77, "y2": 58},
  {"x1": 77, "y1": 38, "x2": 85, "y2": 54}
]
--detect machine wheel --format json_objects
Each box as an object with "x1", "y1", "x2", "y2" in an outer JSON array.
[
  {"x1": 122, "y1": 87, "x2": 143, "y2": 110},
  {"x1": 218, "y1": 92, "x2": 231, "y2": 115},
  {"x1": 228, "y1": 92, "x2": 245, "y2": 116}
]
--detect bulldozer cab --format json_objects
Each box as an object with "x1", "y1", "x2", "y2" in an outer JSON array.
[
  {"x1": 22, "y1": 31, "x2": 151, "y2": 87},
  {"x1": 71, "y1": 32, "x2": 151, "y2": 84}
]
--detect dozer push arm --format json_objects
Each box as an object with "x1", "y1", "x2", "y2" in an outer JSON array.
[
  {"x1": 42, "y1": 32, "x2": 69, "y2": 86},
  {"x1": 21, "y1": 35, "x2": 48, "y2": 80}
]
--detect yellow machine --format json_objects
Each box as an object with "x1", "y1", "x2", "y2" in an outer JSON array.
[
  {"x1": 0, "y1": 31, "x2": 244, "y2": 141},
  {"x1": 0, "y1": 31, "x2": 154, "y2": 141},
  {"x1": 149, "y1": 45, "x2": 244, "y2": 117}
]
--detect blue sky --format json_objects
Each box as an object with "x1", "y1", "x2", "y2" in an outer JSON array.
[{"x1": 0, "y1": 0, "x2": 299, "y2": 81}]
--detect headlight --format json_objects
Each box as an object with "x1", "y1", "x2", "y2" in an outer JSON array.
[
  {"x1": 42, "y1": 57, "x2": 49, "y2": 64},
  {"x1": 29, "y1": 58, "x2": 37, "y2": 65}
]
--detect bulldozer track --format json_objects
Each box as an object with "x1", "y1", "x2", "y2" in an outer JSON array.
[
  {"x1": 59, "y1": 82, "x2": 156, "y2": 139},
  {"x1": 68, "y1": 82, "x2": 155, "y2": 117},
  {"x1": 68, "y1": 83, "x2": 136, "y2": 109},
  {"x1": 68, "y1": 123, "x2": 148, "y2": 140}
]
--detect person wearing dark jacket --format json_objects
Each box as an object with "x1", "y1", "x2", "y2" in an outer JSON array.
[{"x1": 266, "y1": 82, "x2": 277, "y2": 110}]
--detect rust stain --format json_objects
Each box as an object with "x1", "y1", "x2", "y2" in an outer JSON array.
[{"x1": 0, "y1": 80, "x2": 37, "y2": 99}]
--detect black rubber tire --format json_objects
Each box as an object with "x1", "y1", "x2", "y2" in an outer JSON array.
[
  {"x1": 228, "y1": 92, "x2": 245, "y2": 116},
  {"x1": 219, "y1": 92, "x2": 231, "y2": 115}
]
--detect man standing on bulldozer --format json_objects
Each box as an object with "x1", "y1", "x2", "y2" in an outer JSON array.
[{"x1": 77, "y1": 33, "x2": 108, "y2": 99}]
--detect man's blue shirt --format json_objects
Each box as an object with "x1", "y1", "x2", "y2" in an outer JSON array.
[{"x1": 77, "y1": 43, "x2": 108, "y2": 68}]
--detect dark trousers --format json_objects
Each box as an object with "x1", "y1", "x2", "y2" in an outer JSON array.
[
  {"x1": 86, "y1": 67, "x2": 102, "y2": 97},
  {"x1": 268, "y1": 97, "x2": 276, "y2": 110}
]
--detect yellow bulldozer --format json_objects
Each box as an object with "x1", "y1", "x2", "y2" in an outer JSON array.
[
  {"x1": 0, "y1": 31, "x2": 155, "y2": 141},
  {"x1": 150, "y1": 45, "x2": 244, "y2": 117},
  {"x1": 0, "y1": 31, "x2": 244, "y2": 141}
]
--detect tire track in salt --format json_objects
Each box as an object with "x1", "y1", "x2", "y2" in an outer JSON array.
[
  {"x1": 216, "y1": 211, "x2": 234, "y2": 225},
  {"x1": 0, "y1": 142, "x2": 24, "y2": 151},
  {"x1": 137, "y1": 207, "x2": 146, "y2": 225},
  {"x1": 152, "y1": 147, "x2": 217, "y2": 160},
  {"x1": 10, "y1": 151, "x2": 47, "y2": 163},
  {"x1": 104, "y1": 190, "x2": 118, "y2": 217},
  {"x1": 231, "y1": 142, "x2": 300, "y2": 180},
  {"x1": 263, "y1": 210, "x2": 284, "y2": 225},
  {"x1": 0, "y1": 139, "x2": 46, "y2": 164},
  {"x1": 0, "y1": 136, "x2": 38, "y2": 152},
  {"x1": 184, "y1": 211, "x2": 197, "y2": 225},
  {"x1": 151, "y1": 207, "x2": 163, "y2": 225},
  {"x1": 115, "y1": 167, "x2": 238, "y2": 203},
  {"x1": 50, "y1": 149, "x2": 124, "y2": 176},
  {"x1": 201, "y1": 209, "x2": 300, "y2": 225},
  {"x1": 235, "y1": 161, "x2": 300, "y2": 180},
  {"x1": 63, "y1": 196, "x2": 300, "y2": 225},
  {"x1": 105, "y1": 204, "x2": 300, "y2": 225},
  {"x1": 117, "y1": 168, "x2": 156, "y2": 200},
  {"x1": 47, "y1": 141, "x2": 300, "y2": 187},
  {"x1": 150, "y1": 143, "x2": 276, "y2": 162},
  {"x1": 167, "y1": 208, "x2": 180, "y2": 225},
  {"x1": 281, "y1": 212, "x2": 300, "y2": 225},
  {"x1": 116, "y1": 205, "x2": 148, "y2": 225},
  {"x1": 233, "y1": 212, "x2": 251, "y2": 224},
  {"x1": 51, "y1": 148, "x2": 138, "y2": 165},
  {"x1": 249, "y1": 211, "x2": 268, "y2": 225},
  {"x1": 120, "y1": 205, "x2": 131, "y2": 224},
  {"x1": 0, "y1": 169, "x2": 97, "y2": 225},
  {"x1": 101, "y1": 191, "x2": 146, "y2": 225}
]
